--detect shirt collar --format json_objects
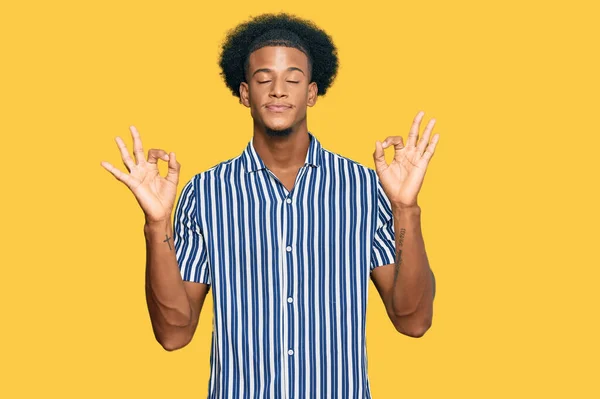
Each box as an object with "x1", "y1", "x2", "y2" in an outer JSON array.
[{"x1": 242, "y1": 131, "x2": 324, "y2": 174}]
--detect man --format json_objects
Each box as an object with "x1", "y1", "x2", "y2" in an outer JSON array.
[{"x1": 101, "y1": 12, "x2": 438, "y2": 399}]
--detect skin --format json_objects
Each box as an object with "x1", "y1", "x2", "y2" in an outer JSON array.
[
  {"x1": 239, "y1": 46, "x2": 318, "y2": 192},
  {"x1": 371, "y1": 111, "x2": 440, "y2": 337}
]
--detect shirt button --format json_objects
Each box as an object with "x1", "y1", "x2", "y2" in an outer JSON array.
[
  {"x1": 286, "y1": 198, "x2": 292, "y2": 204},
  {"x1": 286, "y1": 246, "x2": 292, "y2": 252},
  {"x1": 287, "y1": 297, "x2": 293, "y2": 303},
  {"x1": 288, "y1": 349, "x2": 294, "y2": 355}
]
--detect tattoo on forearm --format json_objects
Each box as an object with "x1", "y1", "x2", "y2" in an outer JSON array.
[
  {"x1": 398, "y1": 228, "x2": 406, "y2": 247},
  {"x1": 163, "y1": 234, "x2": 173, "y2": 250},
  {"x1": 393, "y1": 249, "x2": 403, "y2": 285},
  {"x1": 393, "y1": 228, "x2": 406, "y2": 285}
]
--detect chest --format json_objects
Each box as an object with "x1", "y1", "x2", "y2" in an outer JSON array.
[{"x1": 199, "y1": 168, "x2": 377, "y2": 289}]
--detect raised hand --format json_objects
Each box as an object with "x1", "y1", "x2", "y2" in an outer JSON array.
[
  {"x1": 100, "y1": 126, "x2": 180, "y2": 223},
  {"x1": 373, "y1": 111, "x2": 440, "y2": 209}
]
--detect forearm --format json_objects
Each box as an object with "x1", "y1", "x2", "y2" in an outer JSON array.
[
  {"x1": 390, "y1": 204, "x2": 434, "y2": 317},
  {"x1": 144, "y1": 218, "x2": 192, "y2": 333}
]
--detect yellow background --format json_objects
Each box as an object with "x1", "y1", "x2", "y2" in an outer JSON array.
[{"x1": 1, "y1": 0, "x2": 598, "y2": 397}]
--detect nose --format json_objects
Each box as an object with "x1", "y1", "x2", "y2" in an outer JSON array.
[{"x1": 269, "y1": 77, "x2": 288, "y2": 98}]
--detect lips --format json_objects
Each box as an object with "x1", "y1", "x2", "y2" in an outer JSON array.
[{"x1": 265, "y1": 104, "x2": 292, "y2": 112}]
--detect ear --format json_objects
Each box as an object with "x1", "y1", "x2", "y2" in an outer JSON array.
[
  {"x1": 307, "y1": 82, "x2": 318, "y2": 107},
  {"x1": 239, "y1": 82, "x2": 250, "y2": 107}
]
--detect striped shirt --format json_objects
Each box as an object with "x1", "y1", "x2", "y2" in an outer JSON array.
[{"x1": 173, "y1": 131, "x2": 397, "y2": 399}]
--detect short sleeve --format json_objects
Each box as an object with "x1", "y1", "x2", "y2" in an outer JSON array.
[
  {"x1": 370, "y1": 174, "x2": 397, "y2": 272},
  {"x1": 173, "y1": 176, "x2": 211, "y2": 285}
]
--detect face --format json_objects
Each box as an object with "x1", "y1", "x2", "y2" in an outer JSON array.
[{"x1": 239, "y1": 46, "x2": 318, "y2": 137}]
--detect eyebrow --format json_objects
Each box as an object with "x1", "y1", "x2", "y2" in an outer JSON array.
[{"x1": 251, "y1": 67, "x2": 305, "y2": 77}]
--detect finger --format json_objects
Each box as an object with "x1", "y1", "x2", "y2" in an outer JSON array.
[
  {"x1": 416, "y1": 118, "x2": 436, "y2": 157},
  {"x1": 147, "y1": 149, "x2": 169, "y2": 164},
  {"x1": 373, "y1": 141, "x2": 388, "y2": 172},
  {"x1": 115, "y1": 136, "x2": 135, "y2": 172},
  {"x1": 382, "y1": 136, "x2": 405, "y2": 163},
  {"x1": 381, "y1": 136, "x2": 404, "y2": 150},
  {"x1": 130, "y1": 125, "x2": 146, "y2": 165},
  {"x1": 100, "y1": 160, "x2": 134, "y2": 188},
  {"x1": 407, "y1": 110, "x2": 425, "y2": 147},
  {"x1": 421, "y1": 134, "x2": 440, "y2": 163},
  {"x1": 165, "y1": 152, "x2": 181, "y2": 185}
]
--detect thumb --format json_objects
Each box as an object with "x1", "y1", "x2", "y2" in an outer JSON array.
[
  {"x1": 165, "y1": 152, "x2": 180, "y2": 185},
  {"x1": 373, "y1": 141, "x2": 388, "y2": 172}
]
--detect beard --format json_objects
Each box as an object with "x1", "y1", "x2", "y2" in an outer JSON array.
[{"x1": 265, "y1": 126, "x2": 293, "y2": 138}]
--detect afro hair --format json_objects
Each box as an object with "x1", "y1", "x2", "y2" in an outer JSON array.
[{"x1": 218, "y1": 13, "x2": 339, "y2": 99}]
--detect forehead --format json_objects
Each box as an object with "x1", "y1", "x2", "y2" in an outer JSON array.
[{"x1": 248, "y1": 46, "x2": 309, "y2": 70}]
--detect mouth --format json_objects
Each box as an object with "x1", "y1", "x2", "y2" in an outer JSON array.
[{"x1": 265, "y1": 104, "x2": 292, "y2": 113}]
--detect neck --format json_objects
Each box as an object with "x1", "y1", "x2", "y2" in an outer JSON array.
[{"x1": 252, "y1": 120, "x2": 310, "y2": 172}]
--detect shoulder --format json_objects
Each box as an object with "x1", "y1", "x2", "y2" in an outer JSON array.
[
  {"x1": 185, "y1": 154, "x2": 243, "y2": 184},
  {"x1": 200, "y1": 154, "x2": 242, "y2": 177},
  {"x1": 176, "y1": 155, "x2": 243, "y2": 206},
  {"x1": 322, "y1": 148, "x2": 378, "y2": 181}
]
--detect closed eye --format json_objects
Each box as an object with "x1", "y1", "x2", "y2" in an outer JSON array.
[{"x1": 257, "y1": 80, "x2": 299, "y2": 84}]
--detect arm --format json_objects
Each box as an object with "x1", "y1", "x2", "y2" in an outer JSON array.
[
  {"x1": 144, "y1": 218, "x2": 210, "y2": 351},
  {"x1": 101, "y1": 125, "x2": 210, "y2": 352},
  {"x1": 371, "y1": 204, "x2": 435, "y2": 338},
  {"x1": 371, "y1": 110, "x2": 440, "y2": 338}
]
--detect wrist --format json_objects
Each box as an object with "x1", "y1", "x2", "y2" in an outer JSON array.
[
  {"x1": 144, "y1": 217, "x2": 172, "y2": 235},
  {"x1": 391, "y1": 203, "x2": 421, "y2": 213}
]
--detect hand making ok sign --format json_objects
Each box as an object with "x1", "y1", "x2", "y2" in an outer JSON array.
[
  {"x1": 100, "y1": 126, "x2": 181, "y2": 223},
  {"x1": 373, "y1": 111, "x2": 440, "y2": 209}
]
